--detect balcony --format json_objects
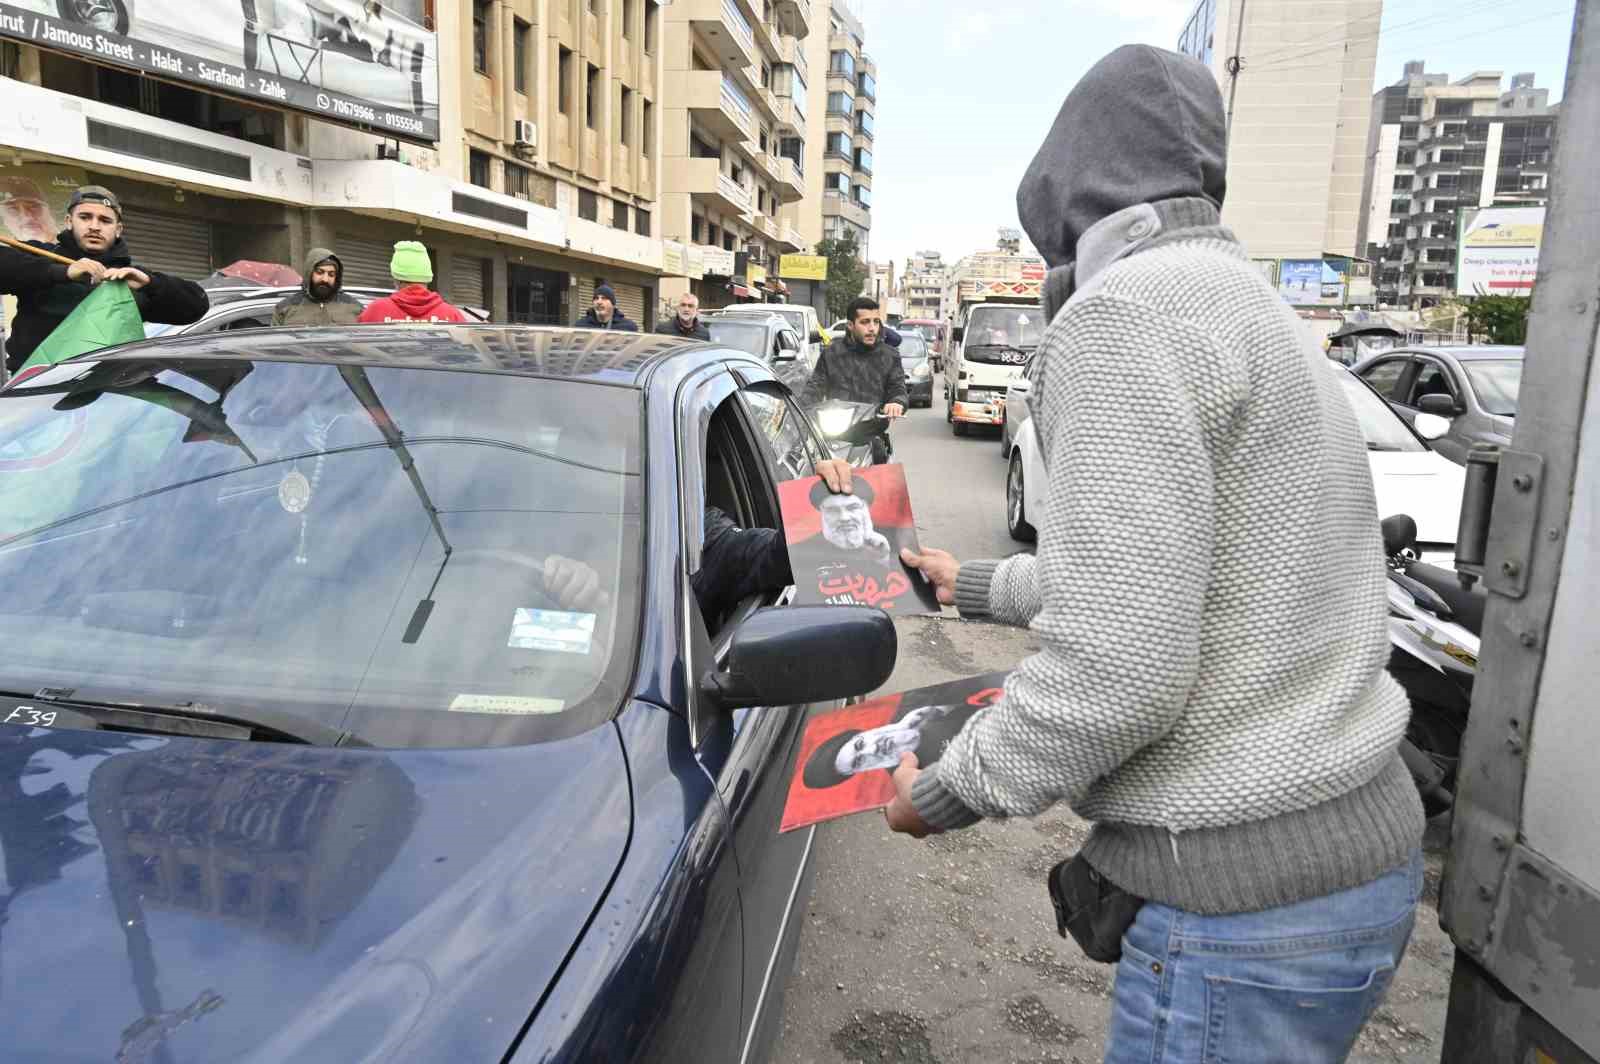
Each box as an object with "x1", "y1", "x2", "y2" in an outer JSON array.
[
  {"x1": 752, "y1": 213, "x2": 780, "y2": 241},
  {"x1": 773, "y1": 0, "x2": 810, "y2": 39},
  {"x1": 752, "y1": 17, "x2": 781, "y2": 57},
  {"x1": 776, "y1": 156, "x2": 804, "y2": 202},
  {"x1": 777, "y1": 34, "x2": 808, "y2": 79},
  {"x1": 824, "y1": 190, "x2": 870, "y2": 229},
  {"x1": 773, "y1": 95, "x2": 805, "y2": 135},
  {"x1": 778, "y1": 221, "x2": 806, "y2": 251},
  {"x1": 1420, "y1": 130, "x2": 1467, "y2": 150},
  {"x1": 670, "y1": 68, "x2": 755, "y2": 141},
  {"x1": 668, "y1": 157, "x2": 754, "y2": 217},
  {"x1": 686, "y1": 0, "x2": 758, "y2": 73}
]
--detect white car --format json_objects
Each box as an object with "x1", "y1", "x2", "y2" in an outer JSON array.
[
  {"x1": 1004, "y1": 363, "x2": 1465, "y2": 561},
  {"x1": 716, "y1": 304, "x2": 827, "y2": 365}
]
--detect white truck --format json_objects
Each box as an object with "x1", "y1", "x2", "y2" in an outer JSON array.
[{"x1": 944, "y1": 282, "x2": 1043, "y2": 437}]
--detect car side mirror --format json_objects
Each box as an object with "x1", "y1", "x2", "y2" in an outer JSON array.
[
  {"x1": 1414, "y1": 412, "x2": 1452, "y2": 441},
  {"x1": 1008, "y1": 378, "x2": 1031, "y2": 394},
  {"x1": 951, "y1": 326, "x2": 964, "y2": 343},
  {"x1": 701, "y1": 606, "x2": 896, "y2": 710},
  {"x1": 1417, "y1": 393, "x2": 1460, "y2": 417},
  {"x1": 774, "y1": 346, "x2": 798, "y2": 363},
  {"x1": 809, "y1": 330, "x2": 824, "y2": 345}
]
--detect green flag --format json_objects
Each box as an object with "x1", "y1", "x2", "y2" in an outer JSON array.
[{"x1": 20, "y1": 280, "x2": 145, "y2": 373}]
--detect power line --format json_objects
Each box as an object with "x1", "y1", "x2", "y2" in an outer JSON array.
[
  {"x1": 1245, "y1": 5, "x2": 1573, "y2": 75},
  {"x1": 1239, "y1": 0, "x2": 1522, "y2": 71}
]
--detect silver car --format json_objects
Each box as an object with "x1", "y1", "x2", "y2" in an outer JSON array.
[{"x1": 1353, "y1": 345, "x2": 1522, "y2": 465}]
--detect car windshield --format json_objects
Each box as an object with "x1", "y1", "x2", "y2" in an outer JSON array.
[
  {"x1": 1336, "y1": 370, "x2": 1424, "y2": 453},
  {"x1": 0, "y1": 357, "x2": 642, "y2": 748},
  {"x1": 1463, "y1": 359, "x2": 1521, "y2": 417},
  {"x1": 964, "y1": 306, "x2": 1041, "y2": 363},
  {"x1": 706, "y1": 319, "x2": 772, "y2": 358},
  {"x1": 898, "y1": 336, "x2": 928, "y2": 363}
]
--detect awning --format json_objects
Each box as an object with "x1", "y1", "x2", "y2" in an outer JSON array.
[{"x1": 729, "y1": 284, "x2": 752, "y2": 298}]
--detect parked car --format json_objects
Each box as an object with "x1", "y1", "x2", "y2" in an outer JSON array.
[
  {"x1": 142, "y1": 284, "x2": 490, "y2": 337},
  {"x1": 899, "y1": 318, "x2": 949, "y2": 370},
  {"x1": 999, "y1": 353, "x2": 1043, "y2": 457},
  {"x1": 1353, "y1": 345, "x2": 1523, "y2": 465},
  {"x1": 1002, "y1": 363, "x2": 1465, "y2": 560},
  {"x1": 704, "y1": 310, "x2": 811, "y2": 389},
  {"x1": 715, "y1": 303, "x2": 828, "y2": 363},
  {"x1": 0, "y1": 326, "x2": 895, "y2": 1063},
  {"x1": 898, "y1": 333, "x2": 935, "y2": 407}
]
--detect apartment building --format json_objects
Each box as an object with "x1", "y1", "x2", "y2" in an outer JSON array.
[
  {"x1": 802, "y1": 0, "x2": 873, "y2": 254},
  {"x1": 659, "y1": 0, "x2": 812, "y2": 308},
  {"x1": 901, "y1": 251, "x2": 946, "y2": 320},
  {"x1": 1357, "y1": 63, "x2": 1557, "y2": 307},
  {"x1": 1176, "y1": 0, "x2": 1381, "y2": 261},
  {"x1": 0, "y1": 2, "x2": 680, "y2": 327}
]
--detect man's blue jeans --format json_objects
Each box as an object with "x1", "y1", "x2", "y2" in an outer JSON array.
[{"x1": 1103, "y1": 849, "x2": 1422, "y2": 1064}]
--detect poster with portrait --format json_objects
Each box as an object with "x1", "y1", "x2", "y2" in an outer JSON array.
[
  {"x1": 779, "y1": 672, "x2": 1009, "y2": 832},
  {"x1": 777, "y1": 463, "x2": 940, "y2": 613},
  {"x1": 0, "y1": 162, "x2": 88, "y2": 245}
]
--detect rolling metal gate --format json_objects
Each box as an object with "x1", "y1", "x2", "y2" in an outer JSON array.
[
  {"x1": 450, "y1": 255, "x2": 488, "y2": 311},
  {"x1": 335, "y1": 236, "x2": 402, "y2": 289},
  {"x1": 120, "y1": 209, "x2": 212, "y2": 283},
  {"x1": 575, "y1": 277, "x2": 646, "y2": 326}
]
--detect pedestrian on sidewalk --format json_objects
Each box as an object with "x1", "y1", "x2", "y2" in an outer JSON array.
[
  {"x1": 356, "y1": 242, "x2": 469, "y2": 324},
  {"x1": 272, "y1": 248, "x2": 362, "y2": 326},
  {"x1": 573, "y1": 284, "x2": 639, "y2": 331},
  {"x1": 894, "y1": 44, "x2": 1424, "y2": 1063},
  {"x1": 0, "y1": 185, "x2": 208, "y2": 374},
  {"x1": 654, "y1": 292, "x2": 710, "y2": 340}
]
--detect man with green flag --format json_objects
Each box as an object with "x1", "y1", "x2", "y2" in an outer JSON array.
[
  {"x1": 0, "y1": 185, "x2": 208, "y2": 377},
  {"x1": 14, "y1": 280, "x2": 147, "y2": 380}
]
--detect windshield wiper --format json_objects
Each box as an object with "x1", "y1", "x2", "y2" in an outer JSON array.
[{"x1": 1, "y1": 689, "x2": 359, "y2": 746}]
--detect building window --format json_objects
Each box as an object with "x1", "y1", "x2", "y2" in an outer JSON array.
[
  {"x1": 757, "y1": 188, "x2": 767, "y2": 213},
  {"x1": 645, "y1": 0, "x2": 659, "y2": 53},
  {"x1": 692, "y1": 215, "x2": 704, "y2": 243},
  {"x1": 825, "y1": 171, "x2": 849, "y2": 194},
  {"x1": 635, "y1": 208, "x2": 651, "y2": 237},
  {"x1": 1392, "y1": 175, "x2": 1412, "y2": 191},
  {"x1": 513, "y1": 19, "x2": 530, "y2": 93},
  {"x1": 1399, "y1": 123, "x2": 1419, "y2": 140},
  {"x1": 622, "y1": 0, "x2": 634, "y2": 39},
  {"x1": 761, "y1": 63, "x2": 772, "y2": 88},
  {"x1": 469, "y1": 149, "x2": 492, "y2": 188},
  {"x1": 472, "y1": 0, "x2": 490, "y2": 73},
  {"x1": 643, "y1": 101, "x2": 654, "y2": 158},
  {"x1": 690, "y1": 131, "x2": 720, "y2": 158},
  {"x1": 708, "y1": 223, "x2": 721, "y2": 245},
  {"x1": 559, "y1": 47, "x2": 573, "y2": 114},
  {"x1": 830, "y1": 50, "x2": 855, "y2": 78},
  {"x1": 759, "y1": 128, "x2": 769, "y2": 152},
  {"x1": 779, "y1": 135, "x2": 803, "y2": 172},
  {"x1": 856, "y1": 110, "x2": 873, "y2": 137},
  {"x1": 825, "y1": 131, "x2": 849, "y2": 157},
  {"x1": 723, "y1": 232, "x2": 735, "y2": 251},
  {"x1": 854, "y1": 147, "x2": 872, "y2": 175},
  {"x1": 858, "y1": 72, "x2": 876, "y2": 100},
  {"x1": 613, "y1": 200, "x2": 629, "y2": 230},
  {"x1": 730, "y1": 158, "x2": 745, "y2": 184},
  {"x1": 579, "y1": 188, "x2": 598, "y2": 221},
  {"x1": 507, "y1": 162, "x2": 531, "y2": 197},
  {"x1": 827, "y1": 92, "x2": 853, "y2": 117},
  {"x1": 853, "y1": 184, "x2": 871, "y2": 207},
  {"x1": 620, "y1": 87, "x2": 633, "y2": 145},
  {"x1": 586, "y1": 64, "x2": 600, "y2": 129},
  {"x1": 1404, "y1": 98, "x2": 1422, "y2": 116}
]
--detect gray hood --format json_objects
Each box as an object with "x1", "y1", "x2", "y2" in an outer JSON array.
[
  {"x1": 1016, "y1": 45, "x2": 1227, "y2": 270},
  {"x1": 302, "y1": 247, "x2": 344, "y2": 300}
]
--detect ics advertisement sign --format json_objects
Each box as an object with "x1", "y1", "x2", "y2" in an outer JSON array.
[
  {"x1": 1457, "y1": 205, "x2": 1544, "y2": 297},
  {"x1": 0, "y1": 0, "x2": 440, "y2": 143}
]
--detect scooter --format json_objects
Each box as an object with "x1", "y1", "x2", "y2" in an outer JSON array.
[
  {"x1": 1382, "y1": 514, "x2": 1483, "y2": 818},
  {"x1": 812, "y1": 400, "x2": 894, "y2": 467}
]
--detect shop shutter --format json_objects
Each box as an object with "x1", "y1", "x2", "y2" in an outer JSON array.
[
  {"x1": 575, "y1": 276, "x2": 595, "y2": 318},
  {"x1": 450, "y1": 255, "x2": 488, "y2": 310},
  {"x1": 335, "y1": 236, "x2": 399, "y2": 289},
  {"x1": 612, "y1": 282, "x2": 646, "y2": 328},
  {"x1": 121, "y1": 209, "x2": 212, "y2": 282}
]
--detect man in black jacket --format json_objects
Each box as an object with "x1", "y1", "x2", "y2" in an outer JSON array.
[
  {"x1": 572, "y1": 283, "x2": 640, "y2": 331},
  {"x1": 800, "y1": 296, "x2": 907, "y2": 463},
  {"x1": 654, "y1": 292, "x2": 712, "y2": 340},
  {"x1": 0, "y1": 186, "x2": 209, "y2": 374}
]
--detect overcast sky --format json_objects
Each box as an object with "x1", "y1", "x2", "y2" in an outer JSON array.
[{"x1": 851, "y1": 0, "x2": 1577, "y2": 270}]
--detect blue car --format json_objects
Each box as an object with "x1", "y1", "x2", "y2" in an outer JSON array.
[{"x1": 0, "y1": 326, "x2": 895, "y2": 1062}]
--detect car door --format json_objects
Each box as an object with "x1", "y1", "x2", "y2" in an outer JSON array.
[
  {"x1": 1004, "y1": 355, "x2": 1041, "y2": 450},
  {"x1": 1399, "y1": 356, "x2": 1471, "y2": 462},
  {"x1": 1357, "y1": 355, "x2": 1416, "y2": 409}
]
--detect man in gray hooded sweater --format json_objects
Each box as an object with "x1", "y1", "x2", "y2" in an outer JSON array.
[{"x1": 892, "y1": 46, "x2": 1424, "y2": 1061}]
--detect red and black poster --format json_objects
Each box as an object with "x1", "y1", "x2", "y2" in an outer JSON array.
[
  {"x1": 778, "y1": 464, "x2": 940, "y2": 613},
  {"x1": 779, "y1": 672, "x2": 1009, "y2": 833}
]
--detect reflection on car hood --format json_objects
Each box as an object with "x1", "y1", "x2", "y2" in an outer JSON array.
[
  {"x1": 0, "y1": 723, "x2": 629, "y2": 1062},
  {"x1": 1366, "y1": 450, "x2": 1465, "y2": 547}
]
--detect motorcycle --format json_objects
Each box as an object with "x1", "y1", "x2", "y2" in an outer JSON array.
[
  {"x1": 1382, "y1": 514, "x2": 1483, "y2": 818},
  {"x1": 811, "y1": 400, "x2": 894, "y2": 467}
]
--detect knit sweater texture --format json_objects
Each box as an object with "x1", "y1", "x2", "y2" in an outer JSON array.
[{"x1": 910, "y1": 201, "x2": 1424, "y2": 914}]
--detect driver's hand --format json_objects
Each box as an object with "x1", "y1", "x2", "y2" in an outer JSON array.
[
  {"x1": 882, "y1": 403, "x2": 906, "y2": 419},
  {"x1": 814, "y1": 459, "x2": 854, "y2": 494},
  {"x1": 542, "y1": 555, "x2": 610, "y2": 612}
]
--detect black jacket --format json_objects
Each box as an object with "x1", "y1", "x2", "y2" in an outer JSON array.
[
  {"x1": 0, "y1": 230, "x2": 209, "y2": 372},
  {"x1": 798, "y1": 334, "x2": 909, "y2": 411},
  {"x1": 573, "y1": 308, "x2": 640, "y2": 332},
  {"x1": 654, "y1": 317, "x2": 711, "y2": 341},
  {"x1": 691, "y1": 506, "x2": 792, "y2": 628}
]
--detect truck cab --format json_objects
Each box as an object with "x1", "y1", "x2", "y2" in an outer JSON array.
[{"x1": 946, "y1": 299, "x2": 1041, "y2": 436}]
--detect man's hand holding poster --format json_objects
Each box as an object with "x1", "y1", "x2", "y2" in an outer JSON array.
[
  {"x1": 780, "y1": 672, "x2": 1009, "y2": 832},
  {"x1": 779, "y1": 464, "x2": 940, "y2": 613}
]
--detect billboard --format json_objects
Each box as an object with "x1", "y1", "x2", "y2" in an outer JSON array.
[
  {"x1": 1457, "y1": 205, "x2": 1544, "y2": 296},
  {"x1": 779, "y1": 254, "x2": 828, "y2": 281},
  {"x1": 1278, "y1": 259, "x2": 1345, "y2": 306},
  {"x1": 0, "y1": 0, "x2": 440, "y2": 143}
]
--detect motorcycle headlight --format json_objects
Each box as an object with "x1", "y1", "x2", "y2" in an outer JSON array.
[
  {"x1": 911, "y1": 364, "x2": 931, "y2": 379},
  {"x1": 817, "y1": 406, "x2": 853, "y2": 437}
]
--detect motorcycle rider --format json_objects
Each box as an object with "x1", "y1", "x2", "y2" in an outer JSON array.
[{"x1": 800, "y1": 296, "x2": 907, "y2": 463}]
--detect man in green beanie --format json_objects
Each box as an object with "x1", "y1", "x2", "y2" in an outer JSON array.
[{"x1": 357, "y1": 240, "x2": 469, "y2": 323}]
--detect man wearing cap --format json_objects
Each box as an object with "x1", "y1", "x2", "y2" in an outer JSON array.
[
  {"x1": 356, "y1": 241, "x2": 469, "y2": 324},
  {"x1": 0, "y1": 185, "x2": 209, "y2": 374},
  {"x1": 272, "y1": 247, "x2": 362, "y2": 326},
  {"x1": 572, "y1": 284, "x2": 639, "y2": 331}
]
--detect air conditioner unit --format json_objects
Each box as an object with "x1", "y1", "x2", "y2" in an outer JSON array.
[
  {"x1": 745, "y1": 244, "x2": 767, "y2": 264},
  {"x1": 514, "y1": 120, "x2": 538, "y2": 150},
  {"x1": 376, "y1": 142, "x2": 401, "y2": 161}
]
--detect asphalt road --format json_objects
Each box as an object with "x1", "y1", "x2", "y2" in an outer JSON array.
[{"x1": 769, "y1": 379, "x2": 1456, "y2": 1064}]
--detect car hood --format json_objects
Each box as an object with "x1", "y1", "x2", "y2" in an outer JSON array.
[
  {"x1": 1367, "y1": 449, "x2": 1466, "y2": 547},
  {"x1": 0, "y1": 722, "x2": 630, "y2": 1063}
]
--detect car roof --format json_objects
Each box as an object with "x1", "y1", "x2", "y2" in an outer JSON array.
[
  {"x1": 706, "y1": 311, "x2": 784, "y2": 325},
  {"x1": 80, "y1": 325, "x2": 723, "y2": 387},
  {"x1": 1392, "y1": 345, "x2": 1525, "y2": 361}
]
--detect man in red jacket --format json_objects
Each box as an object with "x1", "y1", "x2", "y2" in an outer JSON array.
[{"x1": 357, "y1": 241, "x2": 470, "y2": 324}]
